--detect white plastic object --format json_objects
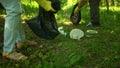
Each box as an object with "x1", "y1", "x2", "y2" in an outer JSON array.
[
  {"x1": 86, "y1": 30, "x2": 98, "y2": 34},
  {"x1": 70, "y1": 28, "x2": 84, "y2": 40},
  {"x1": 58, "y1": 26, "x2": 67, "y2": 36}
]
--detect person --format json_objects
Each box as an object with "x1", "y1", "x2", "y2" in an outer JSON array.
[
  {"x1": 0, "y1": 0, "x2": 27, "y2": 61},
  {"x1": 0, "y1": 0, "x2": 55, "y2": 61},
  {"x1": 74, "y1": 0, "x2": 101, "y2": 27}
]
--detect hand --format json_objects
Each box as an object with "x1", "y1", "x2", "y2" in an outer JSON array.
[
  {"x1": 77, "y1": 0, "x2": 80, "y2": 3},
  {"x1": 35, "y1": 0, "x2": 56, "y2": 12}
]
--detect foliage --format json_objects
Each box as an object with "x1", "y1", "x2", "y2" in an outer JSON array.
[{"x1": 0, "y1": 0, "x2": 120, "y2": 68}]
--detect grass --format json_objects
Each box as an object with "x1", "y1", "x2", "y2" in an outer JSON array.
[{"x1": 0, "y1": 0, "x2": 120, "y2": 68}]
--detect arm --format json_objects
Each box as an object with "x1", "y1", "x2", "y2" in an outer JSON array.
[
  {"x1": 74, "y1": 0, "x2": 88, "y2": 14},
  {"x1": 77, "y1": 0, "x2": 88, "y2": 8},
  {"x1": 35, "y1": 0, "x2": 56, "y2": 12}
]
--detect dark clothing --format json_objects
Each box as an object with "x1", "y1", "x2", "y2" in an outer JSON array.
[
  {"x1": 89, "y1": 0, "x2": 101, "y2": 26},
  {"x1": 76, "y1": 0, "x2": 101, "y2": 26}
]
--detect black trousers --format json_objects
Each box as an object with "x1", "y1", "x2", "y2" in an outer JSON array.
[{"x1": 89, "y1": 0, "x2": 101, "y2": 25}]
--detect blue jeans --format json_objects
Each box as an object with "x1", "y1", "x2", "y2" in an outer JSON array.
[{"x1": 0, "y1": 0, "x2": 25, "y2": 53}]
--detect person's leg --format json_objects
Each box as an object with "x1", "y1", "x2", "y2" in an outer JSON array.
[
  {"x1": 15, "y1": 19, "x2": 26, "y2": 49},
  {"x1": 0, "y1": 0, "x2": 23, "y2": 53},
  {"x1": 89, "y1": 0, "x2": 101, "y2": 26},
  {"x1": 15, "y1": 16, "x2": 26, "y2": 48},
  {"x1": 0, "y1": 0, "x2": 28, "y2": 61}
]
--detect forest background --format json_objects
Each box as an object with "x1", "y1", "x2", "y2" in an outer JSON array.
[{"x1": 0, "y1": 0, "x2": 120, "y2": 68}]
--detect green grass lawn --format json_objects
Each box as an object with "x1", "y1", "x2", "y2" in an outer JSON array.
[{"x1": 0, "y1": 1, "x2": 120, "y2": 68}]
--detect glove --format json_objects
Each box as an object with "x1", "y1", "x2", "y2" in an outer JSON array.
[
  {"x1": 77, "y1": 0, "x2": 81, "y2": 3},
  {"x1": 35, "y1": 0, "x2": 56, "y2": 12},
  {"x1": 74, "y1": 6, "x2": 80, "y2": 15},
  {"x1": 74, "y1": 0, "x2": 88, "y2": 14}
]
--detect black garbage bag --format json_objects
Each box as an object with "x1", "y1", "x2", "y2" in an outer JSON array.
[
  {"x1": 0, "y1": 3, "x2": 4, "y2": 10},
  {"x1": 26, "y1": 16, "x2": 52, "y2": 40},
  {"x1": 26, "y1": 6, "x2": 60, "y2": 40},
  {"x1": 70, "y1": 4, "x2": 81, "y2": 25},
  {"x1": 27, "y1": 0, "x2": 60, "y2": 40},
  {"x1": 51, "y1": 0, "x2": 61, "y2": 13}
]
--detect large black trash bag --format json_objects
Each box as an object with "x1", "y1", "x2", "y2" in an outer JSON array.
[
  {"x1": 0, "y1": 3, "x2": 4, "y2": 10},
  {"x1": 40, "y1": 7, "x2": 59, "y2": 36},
  {"x1": 27, "y1": 0, "x2": 60, "y2": 40},
  {"x1": 70, "y1": 4, "x2": 81, "y2": 25},
  {"x1": 51, "y1": 0, "x2": 61, "y2": 13},
  {"x1": 26, "y1": 5, "x2": 60, "y2": 40},
  {"x1": 26, "y1": 15, "x2": 53, "y2": 40}
]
